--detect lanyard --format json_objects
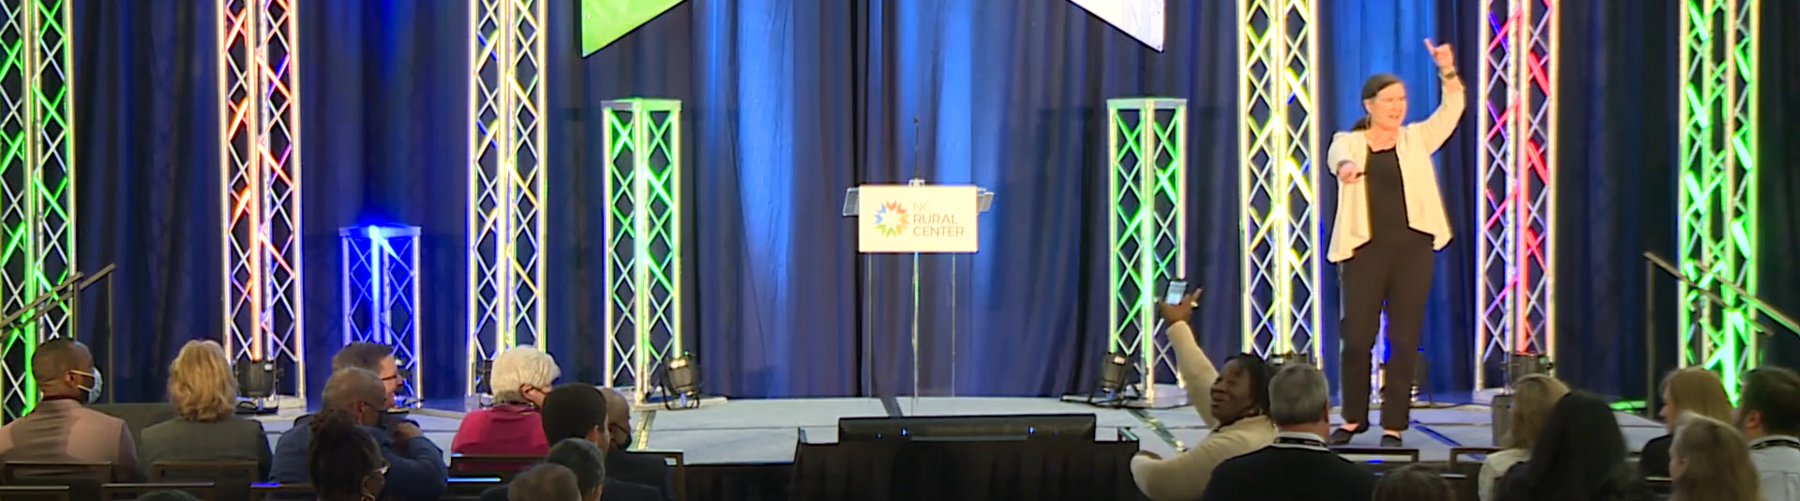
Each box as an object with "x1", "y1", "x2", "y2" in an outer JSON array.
[
  {"x1": 1275, "y1": 436, "x2": 1328, "y2": 449},
  {"x1": 1753, "y1": 438, "x2": 1800, "y2": 451}
]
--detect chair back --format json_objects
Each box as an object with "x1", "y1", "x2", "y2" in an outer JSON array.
[
  {"x1": 634, "y1": 450, "x2": 688, "y2": 501},
  {"x1": 2, "y1": 461, "x2": 112, "y2": 500},
  {"x1": 102, "y1": 482, "x2": 217, "y2": 500},
  {"x1": 449, "y1": 453, "x2": 542, "y2": 481},
  {"x1": 0, "y1": 485, "x2": 71, "y2": 501},
  {"x1": 150, "y1": 460, "x2": 258, "y2": 500},
  {"x1": 445, "y1": 476, "x2": 505, "y2": 497}
]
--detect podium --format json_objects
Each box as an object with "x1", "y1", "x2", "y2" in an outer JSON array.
[{"x1": 843, "y1": 181, "x2": 994, "y2": 409}]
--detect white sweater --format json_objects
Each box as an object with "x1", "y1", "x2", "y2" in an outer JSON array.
[
  {"x1": 1129, "y1": 321, "x2": 1277, "y2": 501},
  {"x1": 1323, "y1": 77, "x2": 1466, "y2": 263}
]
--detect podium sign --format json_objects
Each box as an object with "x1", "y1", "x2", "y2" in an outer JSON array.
[{"x1": 856, "y1": 185, "x2": 980, "y2": 253}]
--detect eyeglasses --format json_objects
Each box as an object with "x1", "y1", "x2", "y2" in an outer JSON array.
[{"x1": 376, "y1": 462, "x2": 390, "y2": 476}]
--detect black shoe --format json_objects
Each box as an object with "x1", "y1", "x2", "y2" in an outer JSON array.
[
  {"x1": 1380, "y1": 434, "x2": 1403, "y2": 448},
  {"x1": 1328, "y1": 424, "x2": 1368, "y2": 445}
]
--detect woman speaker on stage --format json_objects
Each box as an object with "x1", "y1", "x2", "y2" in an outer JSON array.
[{"x1": 1325, "y1": 39, "x2": 1464, "y2": 448}]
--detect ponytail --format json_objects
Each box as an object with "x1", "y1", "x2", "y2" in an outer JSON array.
[
  {"x1": 1351, "y1": 115, "x2": 1372, "y2": 131},
  {"x1": 309, "y1": 408, "x2": 382, "y2": 499}
]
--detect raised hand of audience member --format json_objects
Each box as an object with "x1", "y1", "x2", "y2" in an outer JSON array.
[{"x1": 1156, "y1": 289, "x2": 1202, "y2": 326}]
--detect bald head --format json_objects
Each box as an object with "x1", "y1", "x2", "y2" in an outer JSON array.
[
  {"x1": 321, "y1": 368, "x2": 385, "y2": 425},
  {"x1": 32, "y1": 339, "x2": 93, "y2": 398},
  {"x1": 602, "y1": 388, "x2": 631, "y2": 449}
]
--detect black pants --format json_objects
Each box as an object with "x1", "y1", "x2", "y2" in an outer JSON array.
[{"x1": 1338, "y1": 231, "x2": 1434, "y2": 431}]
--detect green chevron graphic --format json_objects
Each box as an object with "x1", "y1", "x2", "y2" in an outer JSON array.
[{"x1": 580, "y1": 0, "x2": 686, "y2": 56}]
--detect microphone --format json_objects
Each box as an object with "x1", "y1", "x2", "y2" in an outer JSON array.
[{"x1": 910, "y1": 116, "x2": 921, "y2": 183}]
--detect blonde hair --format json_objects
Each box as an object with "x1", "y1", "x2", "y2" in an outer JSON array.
[
  {"x1": 1502, "y1": 374, "x2": 1570, "y2": 449},
  {"x1": 1670, "y1": 413, "x2": 1760, "y2": 501},
  {"x1": 1662, "y1": 367, "x2": 1734, "y2": 429},
  {"x1": 168, "y1": 340, "x2": 238, "y2": 422}
]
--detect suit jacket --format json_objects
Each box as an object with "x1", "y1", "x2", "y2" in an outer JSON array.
[
  {"x1": 0, "y1": 398, "x2": 139, "y2": 481},
  {"x1": 137, "y1": 417, "x2": 273, "y2": 480},
  {"x1": 479, "y1": 477, "x2": 662, "y2": 501}
]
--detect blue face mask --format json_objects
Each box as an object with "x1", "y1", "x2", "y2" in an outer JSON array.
[{"x1": 73, "y1": 369, "x2": 102, "y2": 404}]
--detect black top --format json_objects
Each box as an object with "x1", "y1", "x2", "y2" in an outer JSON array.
[
  {"x1": 1493, "y1": 460, "x2": 1657, "y2": 501},
  {"x1": 1364, "y1": 147, "x2": 1413, "y2": 240},
  {"x1": 1638, "y1": 434, "x2": 1672, "y2": 478},
  {"x1": 1198, "y1": 443, "x2": 1377, "y2": 501}
]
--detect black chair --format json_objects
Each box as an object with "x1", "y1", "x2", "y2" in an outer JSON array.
[
  {"x1": 448, "y1": 453, "x2": 542, "y2": 482},
  {"x1": 102, "y1": 481, "x2": 217, "y2": 500},
  {"x1": 2, "y1": 461, "x2": 114, "y2": 501},
  {"x1": 150, "y1": 460, "x2": 259, "y2": 501},
  {"x1": 634, "y1": 450, "x2": 689, "y2": 501},
  {"x1": 0, "y1": 485, "x2": 72, "y2": 501}
]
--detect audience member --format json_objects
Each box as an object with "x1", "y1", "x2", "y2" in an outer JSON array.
[
  {"x1": 453, "y1": 346, "x2": 561, "y2": 464},
  {"x1": 510, "y1": 463, "x2": 584, "y2": 501},
  {"x1": 1132, "y1": 290, "x2": 1278, "y2": 501},
  {"x1": 1492, "y1": 391, "x2": 1652, "y2": 501},
  {"x1": 1669, "y1": 413, "x2": 1760, "y2": 501},
  {"x1": 1198, "y1": 363, "x2": 1375, "y2": 501},
  {"x1": 333, "y1": 342, "x2": 404, "y2": 405},
  {"x1": 1736, "y1": 366, "x2": 1800, "y2": 501},
  {"x1": 601, "y1": 387, "x2": 674, "y2": 497},
  {"x1": 269, "y1": 367, "x2": 446, "y2": 501},
  {"x1": 138, "y1": 340, "x2": 273, "y2": 479},
  {"x1": 481, "y1": 438, "x2": 610, "y2": 501},
  {"x1": 306, "y1": 408, "x2": 387, "y2": 501},
  {"x1": 541, "y1": 384, "x2": 663, "y2": 501},
  {"x1": 0, "y1": 338, "x2": 137, "y2": 481},
  {"x1": 1640, "y1": 367, "x2": 1733, "y2": 478},
  {"x1": 1479, "y1": 374, "x2": 1568, "y2": 501},
  {"x1": 1374, "y1": 465, "x2": 1455, "y2": 501},
  {"x1": 133, "y1": 490, "x2": 202, "y2": 501}
]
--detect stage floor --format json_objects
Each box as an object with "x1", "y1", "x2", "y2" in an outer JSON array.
[{"x1": 248, "y1": 395, "x2": 1669, "y2": 465}]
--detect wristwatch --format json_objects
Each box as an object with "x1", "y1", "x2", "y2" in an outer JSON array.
[{"x1": 1440, "y1": 69, "x2": 1459, "y2": 80}]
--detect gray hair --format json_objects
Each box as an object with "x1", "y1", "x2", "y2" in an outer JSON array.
[
  {"x1": 1269, "y1": 364, "x2": 1330, "y2": 426},
  {"x1": 491, "y1": 346, "x2": 562, "y2": 403}
]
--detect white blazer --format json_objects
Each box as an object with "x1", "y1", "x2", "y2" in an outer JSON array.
[{"x1": 1324, "y1": 77, "x2": 1465, "y2": 263}]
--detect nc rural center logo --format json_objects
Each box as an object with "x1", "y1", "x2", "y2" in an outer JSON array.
[{"x1": 873, "y1": 201, "x2": 967, "y2": 238}]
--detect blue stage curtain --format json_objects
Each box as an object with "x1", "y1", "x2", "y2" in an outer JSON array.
[
  {"x1": 1758, "y1": 0, "x2": 1800, "y2": 370},
  {"x1": 954, "y1": 0, "x2": 1243, "y2": 395},
  {"x1": 294, "y1": 0, "x2": 471, "y2": 400},
  {"x1": 547, "y1": 0, "x2": 863, "y2": 397},
  {"x1": 72, "y1": 0, "x2": 222, "y2": 402},
  {"x1": 1554, "y1": 0, "x2": 1681, "y2": 398}
]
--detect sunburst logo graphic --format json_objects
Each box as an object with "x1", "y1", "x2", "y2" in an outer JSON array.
[{"x1": 873, "y1": 202, "x2": 908, "y2": 237}]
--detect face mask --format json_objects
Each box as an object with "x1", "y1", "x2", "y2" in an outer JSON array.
[{"x1": 73, "y1": 369, "x2": 103, "y2": 404}]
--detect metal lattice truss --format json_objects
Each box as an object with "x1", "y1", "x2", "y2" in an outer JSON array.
[
  {"x1": 1239, "y1": 0, "x2": 1322, "y2": 365},
  {"x1": 219, "y1": 0, "x2": 303, "y2": 395},
  {"x1": 468, "y1": 0, "x2": 547, "y2": 395},
  {"x1": 340, "y1": 227, "x2": 422, "y2": 405},
  {"x1": 602, "y1": 99, "x2": 683, "y2": 404},
  {"x1": 1475, "y1": 0, "x2": 1557, "y2": 390},
  {"x1": 1105, "y1": 98, "x2": 1186, "y2": 405},
  {"x1": 1678, "y1": 0, "x2": 1759, "y2": 396},
  {"x1": 0, "y1": 0, "x2": 73, "y2": 422}
]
